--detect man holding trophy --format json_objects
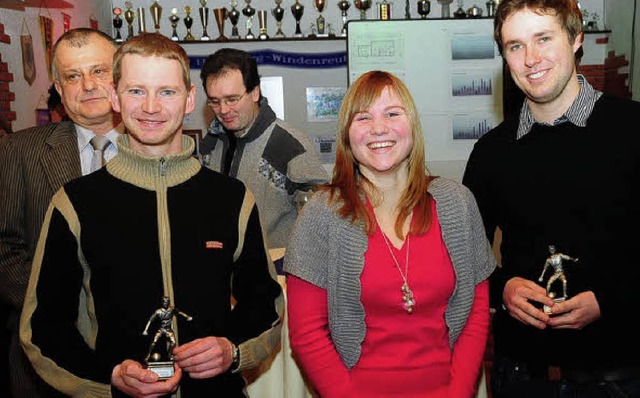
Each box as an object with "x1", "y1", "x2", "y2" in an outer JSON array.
[
  {"x1": 20, "y1": 33, "x2": 283, "y2": 397},
  {"x1": 463, "y1": 0, "x2": 640, "y2": 396}
]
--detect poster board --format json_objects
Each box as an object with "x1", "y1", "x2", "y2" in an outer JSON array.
[{"x1": 347, "y1": 18, "x2": 503, "y2": 181}]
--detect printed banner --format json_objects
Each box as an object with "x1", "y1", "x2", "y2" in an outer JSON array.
[
  {"x1": 189, "y1": 49, "x2": 347, "y2": 70},
  {"x1": 21, "y1": 34, "x2": 36, "y2": 85},
  {"x1": 39, "y1": 16, "x2": 53, "y2": 80}
]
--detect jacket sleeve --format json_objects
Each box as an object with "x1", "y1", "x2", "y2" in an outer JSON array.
[
  {"x1": 0, "y1": 136, "x2": 31, "y2": 309},
  {"x1": 229, "y1": 188, "x2": 284, "y2": 371},
  {"x1": 20, "y1": 190, "x2": 111, "y2": 397}
]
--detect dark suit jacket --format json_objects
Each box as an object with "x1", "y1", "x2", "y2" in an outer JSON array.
[{"x1": 0, "y1": 121, "x2": 81, "y2": 397}]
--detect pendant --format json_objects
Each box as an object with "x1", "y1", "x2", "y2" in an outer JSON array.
[{"x1": 401, "y1": 283, "x2": 415, "y2": 314}]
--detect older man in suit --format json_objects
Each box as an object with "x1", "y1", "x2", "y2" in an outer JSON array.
[{"x1": 0, "y1": 28, "x2": 121, "y2": 397}]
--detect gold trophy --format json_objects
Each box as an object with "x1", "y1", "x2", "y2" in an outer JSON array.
[
  {"x1": 124, "y1": 1, "x2": 135, "y2": 39},
  {"x1": 377, "y1": 0, "x2": 392, "y2": 20},
  {"x1": 214, "y1": 8, "x2": 228, "y2": 41},
  {"x1": 113, "y1": 8, "x2": 124, "y2": 43},
  {"x1": 228, "y1": 0, "x2": 241, "y2": 39},
  {"x1": 169, "y1": 8, "x2": 180, "y2": 41},
  {"x1": 150, "y1": 0, "x2": 162, "y2": 32},
  {"x1": 183, "y1": 6, "x2": 196, "y2": 41},
  {"x1": 314, "y1": 0, "x2": 327, "y2": 37},
  {"x1": 355, "y1": 0, "x2": 372, "y2": 20},
  {"x1": 242, "y1": 0, "x2": 256, "y2": 39},
  {"x1": 272, "y1": 0, "x2": 286, "y2": 38},
  {"x1": 199, "y1": 0, "x2": 211, "y2": 41},
  {"x1": 291, "y1": 0, "x2": 304, "y2": 38}
]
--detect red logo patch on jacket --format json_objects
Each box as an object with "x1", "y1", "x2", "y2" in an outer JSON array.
[{"x1": 206, "y1": 241, "x2": 223, "y2": 249}]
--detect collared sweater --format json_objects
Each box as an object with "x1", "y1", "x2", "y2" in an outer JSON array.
[
  {"x1": 463, "y1": 94, "x2": 640, "y2": 368},
  {"x1": 284, "y1": 177, "x2": 496, "y2": 368},
  {"x1": 201, "y1": 98, "x2": 329, "y2": 249},
  {"x1": 20, "y1": 135, "x2": 284, "y2": 397}
]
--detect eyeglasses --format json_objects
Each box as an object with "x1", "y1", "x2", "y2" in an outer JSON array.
[{"x1": 206, "y1": 92, "x2": 247, "y2": 109}]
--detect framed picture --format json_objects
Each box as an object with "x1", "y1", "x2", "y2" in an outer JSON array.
[{"x1": 183, "y1": 129, "x2": 202, "y2": 159}]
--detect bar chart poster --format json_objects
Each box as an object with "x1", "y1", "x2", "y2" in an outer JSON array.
[
  {"x1": 452, "y1": 113, "x2": 496, "y2": 140},
  {"x1": 452, "y1": 73, "x2": 494, "y2": 97}
]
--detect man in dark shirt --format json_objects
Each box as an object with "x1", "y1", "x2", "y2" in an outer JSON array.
[{"x1": 463, "y1": 1, "x2": 640, "y2": 397}]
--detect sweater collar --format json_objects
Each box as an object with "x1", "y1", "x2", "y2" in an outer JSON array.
[
  {"x1": 516, "y1": 74, "x2": 603, "y2": 140},
  {"x1": 108, "y1": 134, "x2": 201, "y2": 190}
]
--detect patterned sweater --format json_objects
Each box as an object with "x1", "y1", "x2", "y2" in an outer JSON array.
[{"x1": 201, "y1": 98, "x2": 329, "y2": 249}]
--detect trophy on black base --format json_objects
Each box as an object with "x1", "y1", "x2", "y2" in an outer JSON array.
[
  {"x1": 228, "y1": 1, "x2": 241, "y2": 39},
  {"x1": 113, "y1": 8, "x2": 124, "y2": 43},
  {"x1": 538, "y1": 245, "x2": 579, "y2": 314},
  {"x1": 169, "y1": 8, "x2": 180, "y2": 41},
  {"x1": 291, "y1": 0, "x2": 304, "y2": 37},
  {"x1": 417, "y1": 0, "x2": 431, "y2": 18},
  {"x1": 184, "y1": 6, "x2": 196, "y2": 41},
  {"x1": 124, "y1": 2, "x2": 135, "y2": 39},
  {"x1": 272, "y1": 0, "x2": 286, "y2": 38},
  {"x1": 199, "y1": 0, "x2": 211, "y2": 41},
  {"x1": 143, "y1": 296, "x2": 193, "y2": 380}
]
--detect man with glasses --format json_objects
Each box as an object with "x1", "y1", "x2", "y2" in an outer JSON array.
[{"x1": 200, "y1": 48, "x2": 329, "y2": 250}]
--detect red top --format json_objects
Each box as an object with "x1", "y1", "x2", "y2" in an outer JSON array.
[{"x1": 287, "y1": 201, "x2": 490, "y2": 397}]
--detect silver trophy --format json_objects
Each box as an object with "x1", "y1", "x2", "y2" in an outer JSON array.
[
  {"x1": 124, "y1": 2, "x2": 135, "y2": 39},
  {"x1": 538, "y1": 245, "x2": 579, "y2": 314},
  {"x1": 199, "y1": 0, "x2": 211, "y2": 40},
  {"x1": 272, "y1": 0, "x2": 286, "y2": 38},
  {"x1": 258, "y1": 10, "x2": 269, "y2": 40},
  {"x1": 143, "y1": 297, "x2": 193, "y2": 380},
  {"x1": 228, "y1": 0, "x2": 241, "y2": 39},
  {"x1": 437, "y1": 0, "x2": 453, "y2": 18},
  {"x1": 291, "y1": 0, "x2": 304, "y2": 37},
  {"x1": 150, "y1": 0, "x2": 162, "y2": 32},
  {"x1": 137, "y1": 7, "x2": 147, "y2": 34},
  {"x1": 113, "y1": 8, "x2": 124, "y2": 43},
  {"x1": 242, "y1": 0, "x2": 256, "y2": 39},
  {"x1": 337, "y1": 0, "x2": 350, "y2": 37},
  {"x1": 355, "y1": 0, "x2": 372, "y2": 20},
  {"x1": 169, "y1": 8, "x2": 180, "y2": 41}
]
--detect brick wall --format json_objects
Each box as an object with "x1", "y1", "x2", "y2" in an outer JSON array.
[
  {"x1": 578, "y1": 35, "x2": 631, "y2": 98},
  {"x1": 0, "y1": 22, "x2": 16, "y2": 133}
]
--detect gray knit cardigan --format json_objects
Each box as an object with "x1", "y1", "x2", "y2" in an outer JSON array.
[{"x1": 284, "y1": 177, "x2": 496, "y2": 369}]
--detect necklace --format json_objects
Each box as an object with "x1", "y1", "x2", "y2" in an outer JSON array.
[{"x1": 381, "y1": 232, "x2": 415, "y2": 314}]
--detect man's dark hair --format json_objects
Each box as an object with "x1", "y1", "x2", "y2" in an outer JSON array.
[{"x1": 199, "y1": 48, "x2": 261, "y2": 94}]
